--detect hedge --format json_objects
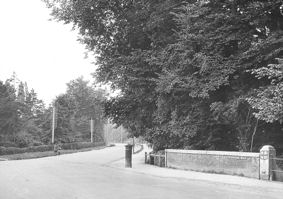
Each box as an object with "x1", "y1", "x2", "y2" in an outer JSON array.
[
  {"x1": 0, "y1": 142, "x2": 105, "y2": 156},
  {"x1": 61, "y1": 142, "x2": 105, "y2": 150},
  {"x1": 0, "y1": 142, "x2": 18, "y2": 148}
]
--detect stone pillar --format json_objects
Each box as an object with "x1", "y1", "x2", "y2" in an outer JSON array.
[{"x1": 259, "y1": 145, "x2": 276, "y2": 180}]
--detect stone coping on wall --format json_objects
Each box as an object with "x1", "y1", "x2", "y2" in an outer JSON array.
[{"x1": 165, "y1": 149, "x2": 259, "y2": 157}]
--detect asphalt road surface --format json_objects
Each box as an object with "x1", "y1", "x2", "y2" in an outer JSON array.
[{"x1": 0, "y1": 145, "x2": 282, "y2": 199}]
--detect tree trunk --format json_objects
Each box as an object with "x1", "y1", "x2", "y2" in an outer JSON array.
[
  {"x1": 238, "y1": 129, "x2": 249, "y2": 152},
  {"x1": 239, "y1": 138, "x2": 249, "y2": 152},
  {"x1": 250, "y1": 119, "x2": 259, "y2": 152}
]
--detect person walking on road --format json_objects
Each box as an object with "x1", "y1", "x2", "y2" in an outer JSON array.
[{"x1": 54, "y1": 141, "x2": 62, "y2": 155}]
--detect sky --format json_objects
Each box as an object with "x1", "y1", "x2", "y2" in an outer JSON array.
[{"x1": 0, "y1": 0, "x2": 97, "y2": 105}]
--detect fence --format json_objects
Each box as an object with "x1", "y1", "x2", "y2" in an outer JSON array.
[
  {"x1": 145, "y1": 152, "x2": 165, "y2": 167},
  {"x1": 271, "y1": 156, "x2": 283, "y2": 181}
]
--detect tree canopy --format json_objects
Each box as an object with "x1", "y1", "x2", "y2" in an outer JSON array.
[
  {"x1": 44, "y1": 0, "x2": 283, "y2": 152},
  {"x1": 0, "y1": 74, "x2": 106, "y2": 147}
]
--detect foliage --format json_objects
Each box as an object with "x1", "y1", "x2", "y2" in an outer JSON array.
[
  {"x1": 156, "y1": 0, "x2": 283, "y2": 151},
  {"x1": 247, "y1": 58, "x2": 283, "y2": 123},
  {"x1": 66, "y1": 77, "x2": 106, "y2": 142},
  {"x1": 44, "y1": 0, "x2": 183, "y2": 139},
  {"x1": 0, "y1": 74, "x2": 106, "y2": 147},
  {"x1": 0, "y1": 81, "x2": 19, "y2": 139},
  {"x1": 42, "y1": 77, "x2": 107, "y2": 143},
  {"x1": 0, "y1": 141, "x2": 105, "y2": 156},
  {"x1": 44, "y1": 0, "x2": 283, "y2": 152},
  {"x1": 0, "y1": 73, "x2": 46, "y2": 147},
  {"x1": 52, "y1": 94, "x2": 76, "y2": 142}
]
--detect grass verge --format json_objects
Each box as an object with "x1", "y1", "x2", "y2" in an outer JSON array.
[{"x1": 0, "y1": 145, "x2": 106, "y2": 160}]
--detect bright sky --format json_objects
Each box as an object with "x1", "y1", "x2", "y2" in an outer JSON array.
[{"x1": 0, "y1": 0, "x2": 96, "y2": 105}]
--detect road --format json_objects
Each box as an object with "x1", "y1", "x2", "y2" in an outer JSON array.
[{"x1": 0, "y1": 145, "x2": 283, "y2": 199}]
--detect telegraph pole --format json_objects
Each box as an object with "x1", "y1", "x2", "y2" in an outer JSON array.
[
  {"x1": 120, "y1": 126, "x2": 123, "y2": 143},
  {"x1": 51, "y1": 103, "x2": 56, "y2": 144},
  {"x1": 90, "y1": 117, "x2": 94, "y2": 143}
]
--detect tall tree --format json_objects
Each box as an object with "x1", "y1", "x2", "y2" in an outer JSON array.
[
  {"x1": 153, "y1": 0, "x2": 283, "y2": 151},
  {"x1": 67, "y1": 77, "x2": 106, "y2": 141},
  {"x1": 0, "y1": 81, "x2": 19, "y2": 142},
  {"x1": 53, "y1": 94, "x2": 76, "y2": 142},
  {"x1": 44, "y1": 0, "x2": 184, "y2": 139},
  {"x1": 1, "y1": 73, "x2": 46, "y2": 146},
  {"x1": 45, "y1": 0, "x2": 283, "y2": 151}
]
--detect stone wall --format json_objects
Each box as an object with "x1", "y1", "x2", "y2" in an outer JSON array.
[{"x1": 165, "y1": 149, "x2": 260, "y2": 178}]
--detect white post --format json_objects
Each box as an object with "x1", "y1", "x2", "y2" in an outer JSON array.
[
  {"x1": 51, "y1": 104, "x2": 56, "y2": 144},
  {"x1": 90, "y1": 117, "x2": 94, "y2": 143},
  {"x1": 165, "y1": 149, "x2": 167, "y2": 168},
  {"x1": 120, "y1": 126, "x2": 123, "y2": 143},
  {"x1": 260, "y1": 145, "x2": 276, "y2": 180},
  {"x1": 132, "y1": 137, "x2": 135, "y2": 153}
]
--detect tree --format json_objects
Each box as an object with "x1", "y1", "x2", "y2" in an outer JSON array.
[
  {"x1": 14, "y1": 81, "x2": 46, "y2": 146},
  {"x1": 66, "y1": 77, "x2": 106, "y2": 141},
  {"x1": 45, "y1": 0, "x2": 283, "y2": 151},
  {"x1": 52, "y1": 94, "x2": 76, "y2": 142},
  {"x1": 247, "y1": 58, "x2": 283, "y2": 123},
  {"x1": 154, "y1": 0, "x2": 283, "y2": 151},
  {"x1": 0, "y1": 81, "x2": 19, "y2": 142},
  {"x1": 0, "y1": 72, "x2": 47, "y2": 146},
  {"x1": 38, "y1": 78, "x2": 107, "y2": 144},
  {"x1": 44, "y1": 0, "x2": 184, "y2": 140},
  {"x1": 19, "y1": 88, "x2": 46, "y2": 146}
]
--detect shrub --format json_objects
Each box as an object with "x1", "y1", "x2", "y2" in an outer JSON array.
[
  {"x1": 27, "y1": 145, "x2": 53, "y2": 153},
  {"x1": 62, "y1": 142, "x2": 105, "y2": 150},
  {"x1": 0, "y1": 142, "x2": 18, "y2": 147},
  {"x1": 14, "y1": 134, "x2": 34, "y2": 148},
  {"x1": 0, "y1": 147, "x2": 26, "y2": 155},
  {"x1": 0, "y1": 142, "x2": 105, "y2": 155},
  {"x1": 31, "y1": 141, "x2": 43, "y2": 146}
]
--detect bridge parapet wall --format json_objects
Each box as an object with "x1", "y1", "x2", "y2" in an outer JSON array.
[{"x1": 165, "y1": 149, "x2": 260, "y2": 178}]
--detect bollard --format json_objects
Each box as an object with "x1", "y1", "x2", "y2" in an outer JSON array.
[{"x1": 125, "y1": 144, "x2": 133, "y2": 168}]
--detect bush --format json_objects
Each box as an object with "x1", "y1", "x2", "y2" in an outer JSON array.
[
  {"x1": 62, "y1": 142, "x2": 105, "y2": 150},
  {"x1": 0, "y1": 146, "x2": 26, "y2": 155},
  {"x1": 0, "y1": 142, "x2": 18, "y2": 147},
  {"x1": 14, "y1": 134, "x2": 34, "y2": 148},
  {"x1": 31, "y1": 141, "x2": 44, "y2": 146},
  {"x1": 61, "y1": 142, "x2": 79, "y2": 150},
  {"x1": 27, "y1": 145, "x2": 53, "y2": 153},
  {"x1": 0, "y1": 142, "x2": 105, "y2": 155}
]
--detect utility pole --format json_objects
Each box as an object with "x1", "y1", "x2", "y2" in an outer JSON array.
[
  {"x1": 51, "y1": 103, "x2": 56, "y2": 144},
  {"x1": 132, "y1": 137, "x2": 135, "y2": 153},
  {"x1": 120, "y1": 126, "x2": 123, "y2": 143},
  {"x1": 90, "y1": 117, "x2": 94, "y2": 143}
]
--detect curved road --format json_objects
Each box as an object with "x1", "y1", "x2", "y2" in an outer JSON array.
[{"x1": 0, "y1": 145, "x2": 282, "y2": 199}]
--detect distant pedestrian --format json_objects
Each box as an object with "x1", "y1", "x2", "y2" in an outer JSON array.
[{"x1": 54, "y1": 142, "x2": 62, "y2": 155}]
